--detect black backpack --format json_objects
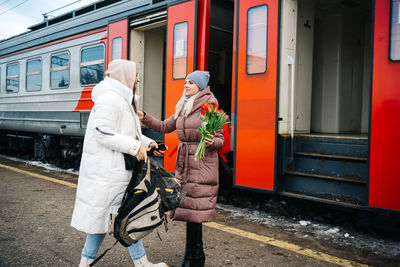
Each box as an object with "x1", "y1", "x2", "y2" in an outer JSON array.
[
  {"x1": 90, "y1": 158, "x2": 185, "y2": 266},
  {"x1": 114, "y1": 159, "x2": 166, "y2": 247}
]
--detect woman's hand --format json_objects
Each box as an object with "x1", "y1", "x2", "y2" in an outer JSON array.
[
  {"x1": 136, "y1": 146, "x2": 148, "y2": 162},
  {"x1": 149, "y1": 141, "x2": 166, "y2": 156},
  {"x1": 204, "y1": 131, "x2": 216, "y2": 147},
  {"x1": 137, "y1": 111, "x2": 144, "y2": 120}
]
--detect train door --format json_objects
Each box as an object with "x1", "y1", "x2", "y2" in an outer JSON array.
[
  {"x1": 369, "y1": 0, "x2": 400, "y2": 211},
  {"x1": 163, "y1": 0, "x2": 198, "y2": 171},
  {"x1": 107, "y1": 19, "x2": 128, "y2": 63},
  {"x1": 232, "y1": 0, "x2": 280, "y2": 191}
]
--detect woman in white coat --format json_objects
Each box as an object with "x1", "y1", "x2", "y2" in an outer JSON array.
[{"x1": 71, "y1": 59, "x2": 166, "y2": 267}]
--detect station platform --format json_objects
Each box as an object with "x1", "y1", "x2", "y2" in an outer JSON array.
[{"x1": 0, "y1": 156, "x2": 397, "y2": 267}]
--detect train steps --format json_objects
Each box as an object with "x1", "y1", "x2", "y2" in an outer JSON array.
[{"x1": 278, "y1": 134, "x2": 369, "y2": 207}]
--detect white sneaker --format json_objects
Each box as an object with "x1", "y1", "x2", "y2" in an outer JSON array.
[
  {"x1": 79, "y1": 256, "x2": 94, "y2": 267},
  {"x1": 133, "y1": 254, "x2": 168, "y2": 267}
]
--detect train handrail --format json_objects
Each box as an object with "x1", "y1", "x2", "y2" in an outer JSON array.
[{"x1": 287, "y1": 56, "x2": 295, "y2": 165}]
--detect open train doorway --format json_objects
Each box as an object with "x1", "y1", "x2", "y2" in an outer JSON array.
[
  {"x1": 278, "y1": 0, "x2": 373, "y2": 206},
  {"x1": 129, "y1": 12, "x2": 167, "y2": 142},
  {"x1": 129, "y1": 13, "x2": 166, "y2": 122},
  {"x1": 292, "y1": 0, "x2": 372, "y2": 135}
]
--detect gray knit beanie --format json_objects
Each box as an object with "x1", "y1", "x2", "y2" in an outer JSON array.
[{"x1": 186, "y1": 71, "x2": 210, "y2": 90}]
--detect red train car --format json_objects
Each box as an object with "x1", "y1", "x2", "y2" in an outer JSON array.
[
  {"x1": 162, "y1": 0, "x2": 400, "y2": 213},
  {"x1": 0, "y1": 0, "x2": 399, "y2": 213}
]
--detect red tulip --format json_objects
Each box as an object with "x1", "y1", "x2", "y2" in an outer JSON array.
[{"x1": 195, "y1": 102, "x2": 231, "y2": 161}]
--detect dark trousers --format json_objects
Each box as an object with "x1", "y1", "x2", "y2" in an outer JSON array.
[{"x1": 180, "y1": 222, "x2": 205, "y2": 267}]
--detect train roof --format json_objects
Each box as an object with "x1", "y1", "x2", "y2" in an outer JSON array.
[{"x1": 0, "y1": 0, "x2": 177, "y2": 57}]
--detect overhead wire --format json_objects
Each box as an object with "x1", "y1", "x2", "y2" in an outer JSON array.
[
  {"x1": 0, "y1": 0, "x2": 30, "y2": 16},
  {"x1": 42, "y1": 0, "x2": 82, "y2": 17},
  {"x1": 0, "y1": 0, "x2": 12, "y2": 7}
]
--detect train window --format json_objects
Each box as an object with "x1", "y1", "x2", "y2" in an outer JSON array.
[
  {"x1": 246, "y1": 5, "x2": 268, "y2": 74},
  {"x1": 112, "y1": 37, "x2": 122, "y2": 60},
  {"x1": 6, "y1": 63, "x2": 19, "y2": 93},
  {"x1": 390, "y1": 0, "x2": 400, "y2": 61},
  {"x1": 50, "y1": 52, "x2": 70, "y2": 89},
  {"x1": 173, "y1": 22, "x2": 188, "y2": 79},
  {"x1": 26, "y1": 58, "x2": 42, "y2": 92},
  {"x1": 80, "y1": 45, "x2": 105, "y2": 85}
]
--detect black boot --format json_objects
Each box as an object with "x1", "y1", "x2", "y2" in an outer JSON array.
[{"x1": 180, "y1": 222, "x2": 205, "y2": 267}]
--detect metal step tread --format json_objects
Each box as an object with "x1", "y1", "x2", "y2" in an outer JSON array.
[
  {"x1": 277, "y1": 191, "x2": 367, "y2": 209},
  {"x1": 294, "y1": 151, "x2": 368, "y2": 161},
  {"x1": 294, "y1": 134, "x2": 369, "y2": 145},
  {"x1": 296, "y1": 133, "x2": 368, "y2": 140},
  {"x1": 284, "y1": 169, "x2": 367, "y2": 184}
]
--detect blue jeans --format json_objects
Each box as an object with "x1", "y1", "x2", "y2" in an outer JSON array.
[{"x1": 81, "y1": 233, "x2": 146, "y2": 260}]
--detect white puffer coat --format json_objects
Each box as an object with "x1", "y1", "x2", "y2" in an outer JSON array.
[{"x1": 71, "y1": 73, "x2": 153, "y2": 234}]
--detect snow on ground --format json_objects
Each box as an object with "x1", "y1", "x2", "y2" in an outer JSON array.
[
  {"x1": 216, "y1": 203, "x2": 400, "y2": 259},
  {"x1": 0, "y1": 154, "x2": 79, "y2": 175}
]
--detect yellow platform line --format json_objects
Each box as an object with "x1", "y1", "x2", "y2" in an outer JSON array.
[
  {"x1": 204, "y1": 222, "x2": 368, "y2": 267},
  {"x1": 0, "y1": 163, "x2": 77, "y2": 188},
  {"x1": 0, "y1": 163, "x2": 368, "y2": 267}
]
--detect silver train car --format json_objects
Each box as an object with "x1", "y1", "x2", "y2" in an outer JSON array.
[
  {"x1": 0, "y1": 31, "x2": 105, "y2": 137},
  {"x1": 0, "y1": 27, "x2": 108, "y2": 160},
  {"x1": 0, "y1": 0, "x2": 169, "y2": 161}
]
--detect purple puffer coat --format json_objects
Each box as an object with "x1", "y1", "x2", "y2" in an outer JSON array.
[{"x1": 142, "y1": 87, "x2": 224, "y2": 223}]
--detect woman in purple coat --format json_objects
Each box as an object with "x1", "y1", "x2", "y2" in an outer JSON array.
[{"x1": 138, "y1": 71, "x2": 224, "y2": 267}]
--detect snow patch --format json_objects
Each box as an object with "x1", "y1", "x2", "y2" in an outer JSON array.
[
  {"x1": 0, "y1": 154, "x2": 79, "y2": 175},
  {"x1": 324, "y1": 227, "x2": 340, "y2": 234},
  {"x1": 216, "y1": 203, "x2": 400, "y2": 259},
  {"x1": 299, "y1": 220, "x2": 311, "y2": 226}
]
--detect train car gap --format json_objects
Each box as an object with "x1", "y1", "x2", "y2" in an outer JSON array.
[
  {"x1": 207, "y1": 0, "x2": 235, "y2": 190},
  {"x1": 207, "y1": 0, "x2": 234, "y2": 115}
]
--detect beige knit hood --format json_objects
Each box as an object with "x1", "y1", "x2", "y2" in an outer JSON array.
[{"x1": 105, "y1": 59, "x2": 137, "y2": 90}]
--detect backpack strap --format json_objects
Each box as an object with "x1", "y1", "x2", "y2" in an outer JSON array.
[
  {"x1": 134, "y1": 160, "x2": 152, "y2": 192},
  {"x1": 107, "y1": 213, "x2": 116, "y2": 235},
  {"x1": 89, "y1": 240, "x2": 118, "y2": 266},
  {"x1": 121, "y1": 158, "x2": 146, "y2": 204}
]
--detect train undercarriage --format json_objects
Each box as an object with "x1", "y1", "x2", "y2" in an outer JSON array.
[{"x1": 0, "y1": 130, "x2": 83, "y2": 169}]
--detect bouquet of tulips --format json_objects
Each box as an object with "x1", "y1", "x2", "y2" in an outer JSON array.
[{"x1": 195, "y1": 103, "x2": 230, "y2": 161}]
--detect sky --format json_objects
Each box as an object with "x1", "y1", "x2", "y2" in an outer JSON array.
[{"x1": 0, "y1": 0, "x2": 99, "y2": 40}]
